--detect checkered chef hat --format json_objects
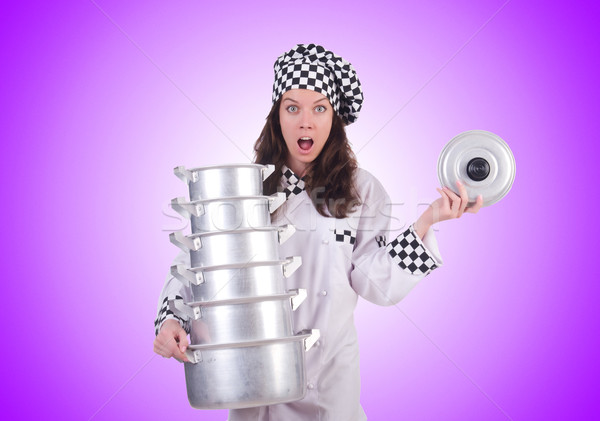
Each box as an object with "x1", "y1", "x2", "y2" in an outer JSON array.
[{"x1": 272, "y1": 44, "x2": 364, "y2": 125}]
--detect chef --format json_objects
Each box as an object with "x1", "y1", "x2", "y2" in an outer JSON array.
[{"x1": 154, "y1": 43, "x2": 483, "y2": 420}]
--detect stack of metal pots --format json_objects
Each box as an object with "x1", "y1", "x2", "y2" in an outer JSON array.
[{"x1": 166, "y1": 163, "x2": 320, "y2": 410}]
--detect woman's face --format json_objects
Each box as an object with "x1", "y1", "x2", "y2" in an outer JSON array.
[{"x1": 279, "y1": 89, "x2": 333, "y2": 176}]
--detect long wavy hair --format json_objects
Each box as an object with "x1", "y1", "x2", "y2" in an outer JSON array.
[{"x1": 253, "y1": 98, "x2": 361, "y2": 218}]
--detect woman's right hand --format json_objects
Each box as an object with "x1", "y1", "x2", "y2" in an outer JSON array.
[{"x1": 153, "y1": 319, "x2": 190, "y2": 363}]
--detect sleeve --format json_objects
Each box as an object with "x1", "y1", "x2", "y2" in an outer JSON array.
[
  {"x1": 153, "y1": 250, "x2": 192, "y2": 336},
  {"x1": 349, "y1": 172, "x2": 443, "y2": 306}
]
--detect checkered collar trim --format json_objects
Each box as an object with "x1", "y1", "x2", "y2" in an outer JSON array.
[{"x1": 281, "y1": 165, "x2": 306, "y2": 199}]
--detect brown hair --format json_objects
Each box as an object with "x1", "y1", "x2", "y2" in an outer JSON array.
[{"x1": 253, "y1": 98, "x2": 361, "y2": 218}]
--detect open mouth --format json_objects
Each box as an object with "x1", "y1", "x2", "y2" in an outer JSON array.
[{"x1": 298, "y1": 137, "x2": 314, "y2": 151}]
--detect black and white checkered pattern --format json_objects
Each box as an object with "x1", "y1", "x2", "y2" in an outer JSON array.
[
  {"x1": 282, "y1": 166, "x2": 306, "y2": 199},
  {"x1": 387, "y1": 226, "x2": 438, "y2": 275},
  {"x1": 154, "y1": 295, "x2": 189, "y2": 336},
  {"x1": 272, "y1": 44, "x2": 364, "y2": 125},
  {"x1": 335, "y1": 229, "x2": 356, "y2": 245},
  {"x1": 375, "y1": 235, "x2": 387, "y2": 247}
]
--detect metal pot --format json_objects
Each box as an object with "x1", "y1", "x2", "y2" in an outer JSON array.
[
  {"x1": 183, "y1": 330, "x2": 320, "y2": 409},
  {"x1": 169, "y1": 290, "x2": 307, "y2": 345},
  {"x1": 170, "y1": 257, "x2": 302, "y2": 301},
  {"x1": 170, "y1": 193, "x2": 286, "y2": 233},
  {"x1": 437, "y1": 130, "x2": 516, "y2": 206},
  {"x1": 174, "y1": 164, "x2": 275, "y2": 202},
  {"x1": 170, "y1": 225, "x2": 296, "y2": 268}
]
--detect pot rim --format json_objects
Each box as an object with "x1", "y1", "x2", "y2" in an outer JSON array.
[
  {"x1": 188, "y1": 225, "x2": 284, "y2": 239},
  {"x1": 184, "y1": 195, "x2": 273, "y2": 205},
  {"x1": 187, "y1": 258, "x2": 293, "y2": 273},
  {"x1": 185, "y1": 163, "x2": 269, "y2": 173},
  {"x1": 184, "y1": 290, "x2": 299, "y2": 308},
  {"x1": 187, "y1": 331, "x2": 312, "y2": 352}
]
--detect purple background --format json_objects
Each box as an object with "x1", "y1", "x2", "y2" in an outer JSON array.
[{"x1": 2, "y1": 0, "x2": 599, "y2": 420}]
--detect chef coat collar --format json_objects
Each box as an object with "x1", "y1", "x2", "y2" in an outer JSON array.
[{"x1": 281, "y1": 165, "x2": 306, "y2": 199}]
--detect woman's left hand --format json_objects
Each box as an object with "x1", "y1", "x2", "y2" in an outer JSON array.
[{"x1": 414, "y1": 180, "x2": 483, "y2": 239}]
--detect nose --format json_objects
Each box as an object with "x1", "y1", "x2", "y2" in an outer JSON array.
[{"x1": 299, "y1": 110, "x2": 313, "y2": 129}]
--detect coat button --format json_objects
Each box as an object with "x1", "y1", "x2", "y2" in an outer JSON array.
[
  {"x1": 307, "y1": 383, "x2": 314, "y2": 390},
  {"x1": 321, "y1": 290, "x2": 327, "y2": 296},
  {"x1": 322, "y1": 239, "x2": 329, "y2": 244}
]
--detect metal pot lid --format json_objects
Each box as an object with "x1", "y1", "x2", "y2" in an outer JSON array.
[{"x1": 437, "y1": 130, "x2": 516, "y2": 207}]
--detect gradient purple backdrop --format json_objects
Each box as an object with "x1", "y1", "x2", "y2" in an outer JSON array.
[{"x1": 2, "y1": 0, "x2": 599, "y2": 420}]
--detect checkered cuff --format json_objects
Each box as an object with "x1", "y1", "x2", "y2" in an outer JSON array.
[
  {"x1": 154, "y1": 295, "x2": 189, "y2": 336},
  {"x1": 386, "y1": 225, "x2": 439, "y2": 276}
]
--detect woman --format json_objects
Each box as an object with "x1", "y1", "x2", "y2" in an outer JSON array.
[{"x1": 154, "y1": 44, "x2": 483, "y2": 420}]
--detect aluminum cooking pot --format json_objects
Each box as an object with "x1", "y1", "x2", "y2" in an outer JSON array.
[
  {"x1": 174, "y1": 164, "x2": 275, "y2": 202},
  {"x1": 171, "y1": 193, "x2": 286, "y2": 233},
  {"x1": 170, "y1": 225, "x2": 296, "y2": 268},
  {"x1": 437, "y1": 130, "x2": 516, "y2": 206},
  {"x1": 169, "y1": 290, "x2": 307, "y2": 345},
  {"x1": 183, "y1": 330, "x2": 320, "y2": 409},
  {"x1": 170, "y1": 257, "x2": 302, "y2": 301}
]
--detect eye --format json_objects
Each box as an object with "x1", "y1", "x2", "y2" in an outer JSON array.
[
  {"x1": 286, "y1": 105, "x2": 298, "y2": 113},
  {"x1": 315, "y1": 105, "x2": 326, "y2": 113}
]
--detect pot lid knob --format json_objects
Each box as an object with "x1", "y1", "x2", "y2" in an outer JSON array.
[{"x1": 466, "y1": 157, "x2": 491, "y2": 181}]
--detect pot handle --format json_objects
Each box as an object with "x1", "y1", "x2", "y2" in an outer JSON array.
[
  {"x1": 268, "y1": 192, "x2": 286, "y2": 213},
  {"x1": 300, "y1": 329, "x2": 321, "y2": 352},
  {"x1": 282, "y1": 256, "x2": 302, "y2": 278},
  {"x1": 289, "y1": 288, "x2": 307, "y2": 311},
  {"x1": 261, "y1": 164, "x2": 275, "y2": 181},
  {"x1": 185, "y1": 348, "x2": 201, "y2": 364},
  {"x1": 169, "y1": 231, "x2": 202, "y2": 252},
  {"x1": 171, "y1": 197, "x2": 205, "y2": 218},
  {"x1": 171, "y1": 264, "x2": 205, "y2": 286},
  {"x1": 277, "y1": 224, "x2": 296, "y2": 245},
  {"x1": 169, "y1": 298, "x2": 201, "y2": 320},
  {"x1": 173, "y1": 166, "x2": 198, "y2": 183}
]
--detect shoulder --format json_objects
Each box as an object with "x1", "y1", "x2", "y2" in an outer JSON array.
[{"x1": 354, "y1": 167, "x2": 390, "y2": 204}]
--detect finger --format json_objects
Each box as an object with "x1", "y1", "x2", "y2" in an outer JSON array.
[
  {"x1": 442, "y1": 186, "x2": 461, "y2": 205},
  {"x1": 434, "y1": 188, "x2": 449, "y2": 223},
  {"x1": 154, "y1": 334, "x2": 179, "y2": 358},
  {"x1": 455, "y1": 180, "x2": 469, "y2": 217},
  {"x1": 173, "y1": 345, "x2": 190, "y2": 363},
  {"x1": 444, "y1": 187, "x2": 461, "y2": 216},
  {"x1": 174, "y1": 327, "x2": 190, "y2": 362},
  {"x1": 177, "y1": 328, "x2": 189, "y2": 353},
  {"x1": 174, "y1": 350, "x2": 190, "y2": 363},
  {"x1": 435, "y1": 188, "x2": 447, "y2": 206},
  {"x1": 153, "y1": 338, "x2": 163, "y2": 356},
  {"x1": 177, "y1": 351, "x2": 190, "y2": 363},
  {"x1": 437, "y1": 188, "x2": 452, "y2": 208},
  {"x1": 466, "y1": 195, "x2": 484, "y2": 214},
  {"x1": 153, "y1": 335, "x2": 169, "y2": 356},
  {"x1": 153, "y1": 320, "x2": 178, "y2": 355}
]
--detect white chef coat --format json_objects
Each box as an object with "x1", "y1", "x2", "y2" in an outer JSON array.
[{"x1": 155, "y1": 167, "x2": 443, "y2": 421}]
